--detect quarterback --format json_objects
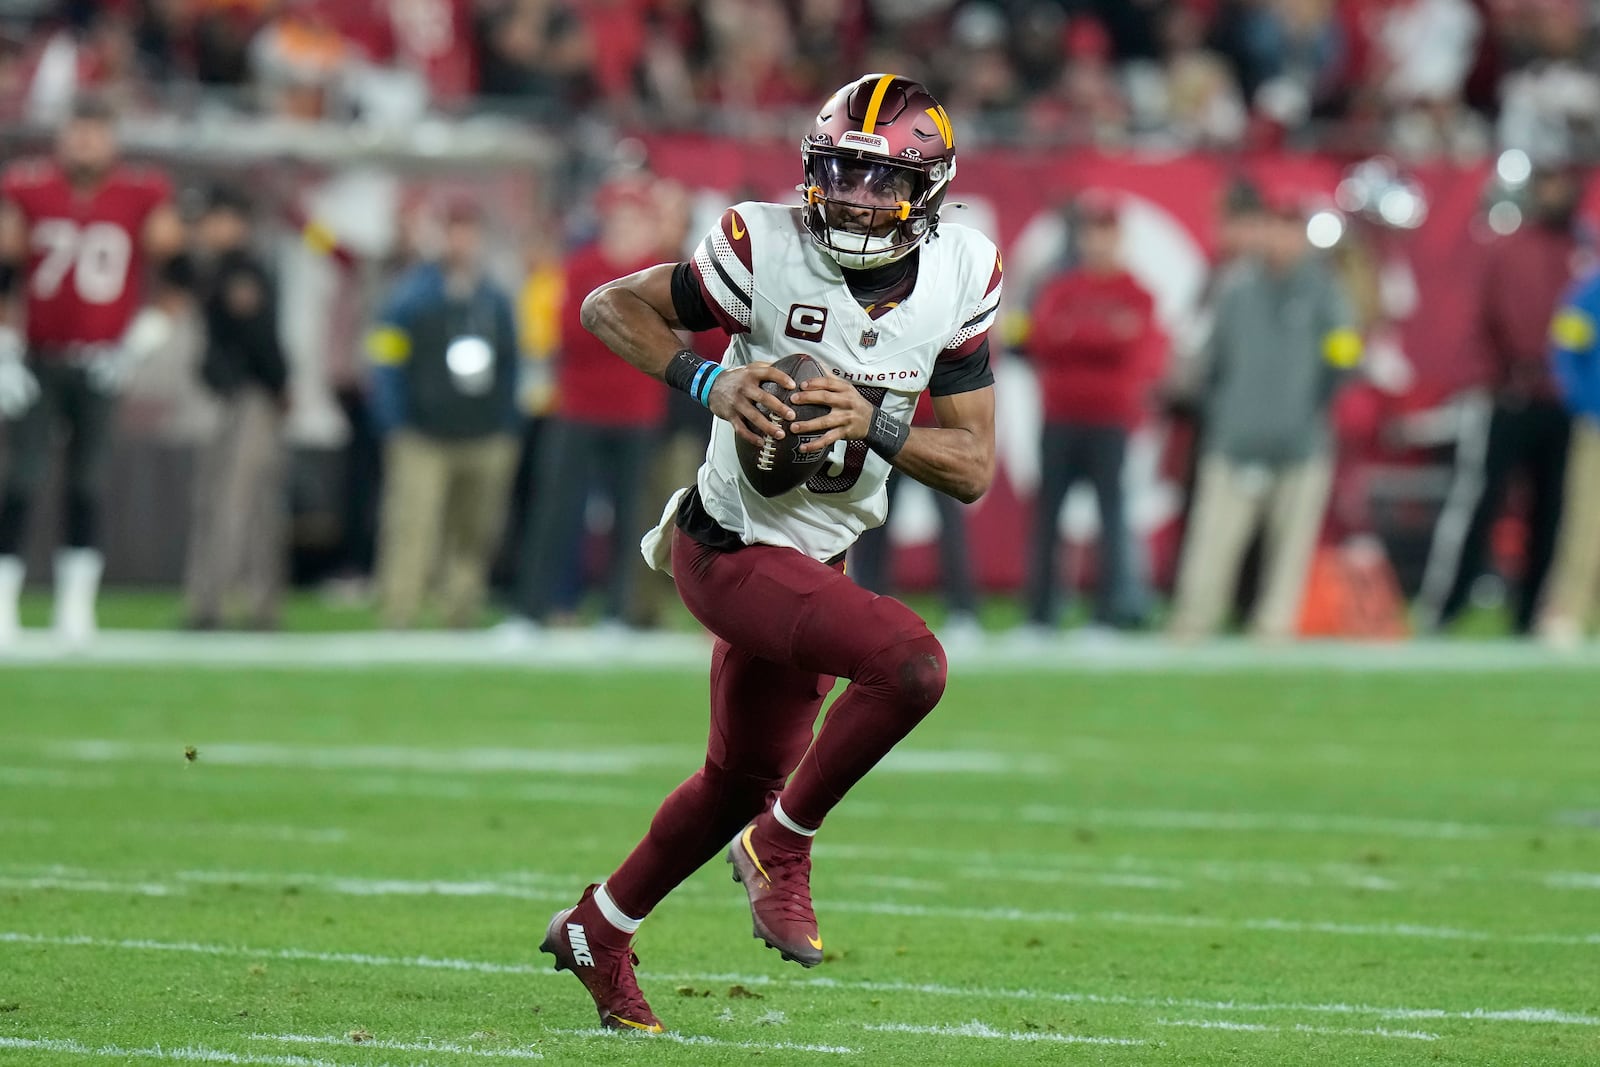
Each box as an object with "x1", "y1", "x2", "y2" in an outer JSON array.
[
  {"x1": 541, "y1": 74, "x2": 1002, "y2": 1031},
  {"x1": 0, "y1": 96, "x2": 185, "y2": 645}
]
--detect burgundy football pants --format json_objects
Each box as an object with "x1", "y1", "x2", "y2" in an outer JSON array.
[{"x1": 605, "y1": 527, "x2": 947, "y2": 920}]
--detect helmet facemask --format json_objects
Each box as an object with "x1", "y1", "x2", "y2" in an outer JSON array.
[{"x1": 801, "y1": 150, "x2": 953, "y2": 270}]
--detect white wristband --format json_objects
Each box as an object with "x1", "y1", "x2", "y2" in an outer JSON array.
[
  {"x1": 120, "y1": 307, "x2": 175, "y2": 363},
  {"x1": 0, "y1": 324, "x2": 22, "y2": 364}
]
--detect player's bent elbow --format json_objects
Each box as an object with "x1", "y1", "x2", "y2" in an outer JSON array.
[
  {"x1": 952, "y1": 452, "x2": 996, "y2": 505},
  {"x1": 578, "y1": 284, "x2": 616, "y2": 336},
  {"x1": 949, "y1": 468, "x2": 992, "y2": 505},
  {"x1": 951, "y1": 481, "x2": 987, "y2": 506}
]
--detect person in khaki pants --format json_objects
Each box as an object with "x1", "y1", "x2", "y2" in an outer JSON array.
[
  {"x1": 1540, "y1": 270, "x2": 1600, "y2": 645},
  {"x1": 184, "y1": 187, "x2": 288, "y2": 630},
  {"x1": 369, "y1": 201, "x2": 520, "y2": 629},
  {"x1": 1169, "y1": 194, "x2": 1360, "y2": 640},
  {"x1": 379, "y1": 429, "x2": 517, "y2": 627}
]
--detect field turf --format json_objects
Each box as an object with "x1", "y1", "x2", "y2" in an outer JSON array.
[{"x1": 1, "y1": 657, "x2": 1598, "y2": 1065}]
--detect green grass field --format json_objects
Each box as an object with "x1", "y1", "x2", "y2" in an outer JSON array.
[{"x1": 2, "y1": 659, "x2": 1598, "y2": 1066}]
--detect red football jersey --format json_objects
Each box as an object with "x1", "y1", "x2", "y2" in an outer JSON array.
[{"x1": 2, "y1": 158, "x2": 172, "y2": 349}]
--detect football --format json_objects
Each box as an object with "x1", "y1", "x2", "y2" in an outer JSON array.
[{"x1": 734, "y1": 353, "x2": 832, "y2": 498}]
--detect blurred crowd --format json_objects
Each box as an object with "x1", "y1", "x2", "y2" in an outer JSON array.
[{"x1": 2, "y1": 0, "x2": 1599, "y2": 156}]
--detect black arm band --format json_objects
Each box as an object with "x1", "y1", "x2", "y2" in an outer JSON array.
[
  {"x1": 865, "y1": 404, "x2": 910, "y2": 459},
  {"x1": 0, "y1": 260, "x2": 16, "y2": 296},
  {"x1": 662, "y1": 347, "x2": 722, "y2": 407},
  {"x1": 671, "y1": 261, "x2": 719, "y2": 332}
]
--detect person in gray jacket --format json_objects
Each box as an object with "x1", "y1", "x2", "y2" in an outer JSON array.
[{"x1": 1169, "y1": 194, "x2": 1361, "y2": 640}]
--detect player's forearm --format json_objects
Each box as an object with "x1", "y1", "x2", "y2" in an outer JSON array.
[
  {"x1": 580, "y1": 282, "x2": 683, "y2": 380},
  {"x1": 891, "y1": 426, "x2": 994, "y2": 504}
]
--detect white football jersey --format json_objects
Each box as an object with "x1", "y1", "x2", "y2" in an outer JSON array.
[{"x1": 657, "y1": 200, "x2": 1002, "y2": 564}]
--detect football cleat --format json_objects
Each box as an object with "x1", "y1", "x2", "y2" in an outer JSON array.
[
  {"x1": 727, "y1": 816, "x2": 824, "y2": 967},
  {"x1": 539, "y1": 885, "x2": 664, "y2": 1033}
]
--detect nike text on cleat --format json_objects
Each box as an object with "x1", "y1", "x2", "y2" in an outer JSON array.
[
  {"x1": 726, "y1": 819, "x2": 824, "y2": 968},
  {"x1": 539, "y1": 886, "x2": 664, "y2": 1033}
]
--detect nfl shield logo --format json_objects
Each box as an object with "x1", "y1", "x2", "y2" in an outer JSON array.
[{"x1": 859, "y1": 328, "x2": 880, "y2": 349}]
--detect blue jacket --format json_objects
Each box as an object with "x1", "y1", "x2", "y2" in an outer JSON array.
[
  {"x1": 366, "y1": 263, "x2": 520, "y2": 439},
  {"x1": 1551, "y1": 269, "x2": 1600, "y2": 422}
]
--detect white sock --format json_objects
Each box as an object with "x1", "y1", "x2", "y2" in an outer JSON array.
[
  {"x1": 53, "y1": 548, "x2": 103, "y2": 644},
  {"x1": 772, "y1": 799, "x2": 818, "y2": 837},
  {"x1": 0, "y1": 555, "x2": 23, "y2": 643},
  {"x1": 593, "y1": 883, "x2": 642, "y2": 935}
]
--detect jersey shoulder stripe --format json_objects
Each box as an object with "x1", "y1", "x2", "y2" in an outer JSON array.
[
  {"x1": 691, "y1": 204, "x2": 759, "y2": 334},
  {"x1": 935, "y1": 225, "x2": 1003, "y2": 356}
]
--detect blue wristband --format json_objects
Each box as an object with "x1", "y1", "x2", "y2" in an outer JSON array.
[{"x1": 695, "y1": 365, "x2": 723, "y2": 407}]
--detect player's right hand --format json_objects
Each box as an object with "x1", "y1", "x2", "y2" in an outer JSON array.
[
  {"x1": 707, "y1": 362, "x2": 798, "y2": 448},
  {"x1": 0, "y1": 328, "x2": 38, "y2": 419}
]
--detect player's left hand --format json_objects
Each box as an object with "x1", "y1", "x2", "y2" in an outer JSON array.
[
  {"x1": 85, "y1": 346, "x2": 138, "y2": 395},
  {"x1": 789, "y1": 372, "x2": 875, "y2": 454}
]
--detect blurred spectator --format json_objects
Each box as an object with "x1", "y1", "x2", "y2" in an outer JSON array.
[
  {"x1": 506, "y1": 181, "x2": 666, "y2": 631},
  {"x1": 250, "y1": 1, "x2": 354, "y2": 120},
  {"x1": 1023, "y1": 15, "x2": 1128, "y2": 144},
  {"x1": 194, "y1": 1, "x2": 263, "y2": 87},
  {"x1": 1169, "y1": 194, "x2": 1361, "y2": 640},
  {"x1": 1214, "y1": 0, "x2": 1353, "y2": 134},
  {"x1": 368, "y1": 200, "x2": 521, "y2": 628},
  {"x1": 700, "y1": 0, "x2": 812, "y2": 116},
  {"x1": 1023, "y1": 192, "x2": 1160, "y2": 631},
  {"x1": 1376, "y1": 0, "x2": 1488, "y2": 160},
  {"x1": 0, "y1": 96, "x2": 185, "y2": 647},
  {"x1": 939, "y1": 2, "x2": 1024, "y2": 121},
  {"x1": 1152, "y1": 2, "x2": 1247, "y2": 147},
  {"x1": 183, "y1": 185, "x2": 288, "y2": 631},
  {"x1": 849, "y1": 395, "x2": 981, "y2": 639},
  {"x1": 1540, "y1": 266, "x2": 1600, "y2": 645},
  {"x1": 1494, "y1": 0, "x2": 1600, "y2": 161},
  {"x1": 475, "y1": 0, "x2": 590, "y2": 108},
  {"x1": 21, "y1": 8, "x2": 145, "y2": 123},
  {"x1": 1418, "y1": 164, "x2": 1582, "y2": 635},
  {"x1": 492, "y1": 226, "x2": 565, "y2": 593}
]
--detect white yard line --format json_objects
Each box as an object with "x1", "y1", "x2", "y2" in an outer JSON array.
[
  {"x1": 30, "y1": 739, "x2": 1053, "y2": 779},
  {"x1": 862, "y1": 1022, "x2": 1142, "y2": 1046},
  {"x1": 6, "y1": 865, "x2": 1597, "y2": 945},
  {"x1": 0, "y1": 874, "x2": 177, "y2": 896},
  {"x1": 4, "y1": 628, "x2": 1600, "y2": 673},
  {"x1": 9, "y1": 741, "x2": 1553, "y2": 842},
  {"x1": 841, "y1": 800, "x2": 1510, "y2": 840},
  {"x1": 0, "y1": 765, "x2": 114, "y2": 788},
  {"x1": 1157, "y1": 1019, "x2": 1440, "y2": 1040},
  {"x1": 539, "y1": 1028, "x2": 857, "y2": 1054},
  {"x1": 252, "y1": 1035, "x2": 540, "y2": 1060},
  {"x1": 0, "y1": 819, "x2": 348, "y2": 846},
  {"x1": 825, "y1": 901, "x2": 1600, "y2": 947},
  {"x1": 5, "y1": 931, "x2": 1595, "y2": 1028},
  {"x1": 42, "y1": 739, "x2": 703, "y2": 777},
  {"x1": 0, "y1": 1035, "x2": 422, "y2": 1067},
  {"x1": 830, "y1": 845, "x2": 1600, "y2": 894}
]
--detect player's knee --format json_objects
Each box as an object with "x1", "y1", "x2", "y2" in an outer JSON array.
[{"x1": 880, "y1": 632, "x2": 947, "y2": 714}]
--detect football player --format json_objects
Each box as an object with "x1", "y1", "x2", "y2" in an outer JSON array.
[
  {"x1": 540, "y1": 74, "x2": 1002, "y2": 1031},
  {"x1": 0, "y1": 96, "x2": 186, "y2": 645}
]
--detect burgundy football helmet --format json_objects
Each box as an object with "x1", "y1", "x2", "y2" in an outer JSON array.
[{"x1": 801, "y1": 73, "x2": 957, "y2": 269}]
